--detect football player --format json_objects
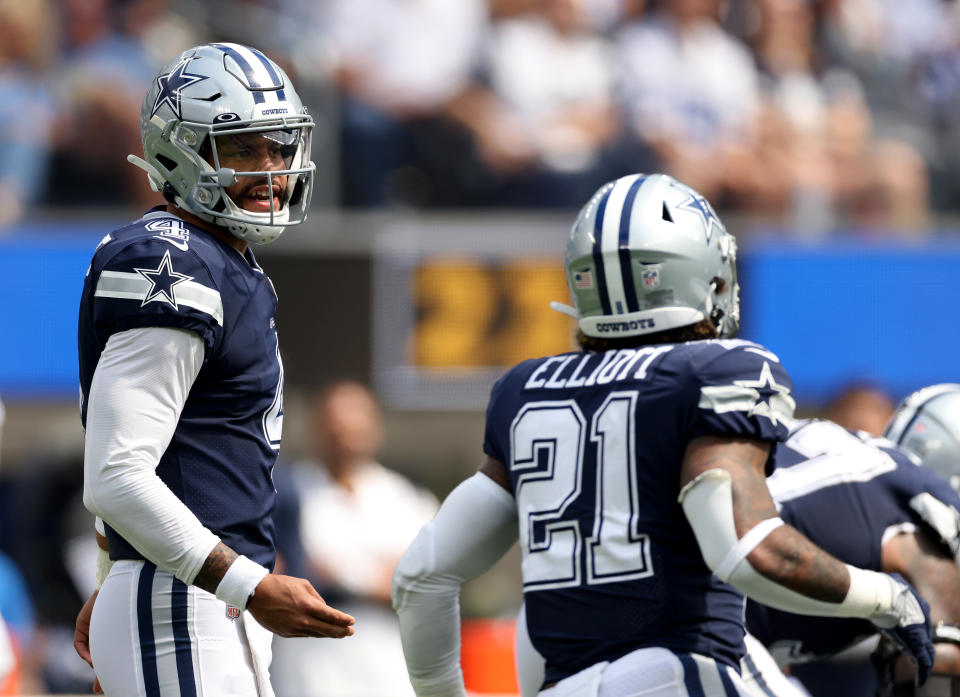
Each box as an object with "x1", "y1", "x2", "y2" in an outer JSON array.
[
  {"x1": 391, "y1": 173, "x2": 934, "y2": 697},
  {"x1": 72, "y1": 44, "x2": 354, "y2": 697},
  {"x1": 740, "y1": 386, "x2": 960, "y2": 697}
]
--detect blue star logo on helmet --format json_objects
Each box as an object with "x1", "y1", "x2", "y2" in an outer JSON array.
[
  {"x1": 151, "y1": 58, "x2": 208, "y2": 120},
  {"x1": 677, "y1": 189, "x2": 722, "y2": 243}
]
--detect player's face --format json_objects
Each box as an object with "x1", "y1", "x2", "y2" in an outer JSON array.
[{"x1": 214, "y1": 132, "x2": 295, "y2": 213}]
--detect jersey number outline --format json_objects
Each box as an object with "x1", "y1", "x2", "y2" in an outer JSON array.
[
  {"x1": 262, "y1": 339, "x2": 284, "y2": 450},
  {"x1": 511, "y1": 393, "x2": 654, "y2": 591}
]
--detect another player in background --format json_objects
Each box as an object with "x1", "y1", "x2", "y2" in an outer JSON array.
[
  {"x1": 72, "y1": 43, "x2": 354, "y2": 697},
  {"x1": 740, "y1": 386, "x2": 960, "y2": 697},
  {"x1": 391, "y1": 173, "x2": 934, "y2": 697}
]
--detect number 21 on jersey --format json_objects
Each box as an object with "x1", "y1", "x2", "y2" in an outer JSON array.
[{"x1": 511, "y1": 392, "x2": 653, "y2": 591}]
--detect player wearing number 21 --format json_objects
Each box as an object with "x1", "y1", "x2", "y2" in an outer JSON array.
[
  {"x1": 74, "y1": 44, "x2": 354, "y2": 697},
  {"x1": 392, "y1": 173, "x2": 934, "y2": 697}
]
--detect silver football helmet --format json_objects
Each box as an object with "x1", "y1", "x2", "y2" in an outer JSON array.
[
  {"x1": 884, "y1": 384, "x2": 960, "y2": 492},
  {"x1": 128, "y1": 43, "x2": 315, "y2": 244},
  {"x1": 552, "y1": 173, "x2": 740, "y2": 339}
]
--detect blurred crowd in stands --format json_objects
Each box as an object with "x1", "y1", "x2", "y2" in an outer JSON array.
[{"x1": 4, "y1": 0, "x2": 960, "y2": 233}]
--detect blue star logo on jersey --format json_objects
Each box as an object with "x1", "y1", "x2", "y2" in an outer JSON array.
[
  {"x1": 135, "y1": 250, "x2": 193, "y2": 310},
  {"x1": 151, "y1": 58, "x2": 207, "y2": 120},
  {"x1": 734, "y1": 361, "x2": 794, "y2": 426},
  {"x1": 678, "y1": 190, "x2": 722, "y2": 242}
]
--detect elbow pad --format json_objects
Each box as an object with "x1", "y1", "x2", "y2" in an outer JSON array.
[
  {"x1": 679, "y1": 469, "x2": 783, "y2": 583},
  {"x1": 679, "y1": 468, "x2": 907, "y2": 620}
]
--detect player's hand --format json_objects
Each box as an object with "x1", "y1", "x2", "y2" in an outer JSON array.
[
  {"x1": 73, "y1": 589, "x2": 103, "y2": 693},
  {"x1": 246, "y1": 573, "x2": 355, "y2": 639},
  {"x1": 870, "y1": 573, "x2": 934, "y2": 685}
]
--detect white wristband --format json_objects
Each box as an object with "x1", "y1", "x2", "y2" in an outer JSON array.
[
  {"x1": 842, "y1": 564, "x2": 898, "y2": 625},
  {"x1": 215, "y1": 555, "x2": 269, "y2": 611}
]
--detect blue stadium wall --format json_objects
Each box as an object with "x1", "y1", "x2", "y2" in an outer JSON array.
[{"x1": 1, "y1": 222, "x2": 957, "y2": 407}]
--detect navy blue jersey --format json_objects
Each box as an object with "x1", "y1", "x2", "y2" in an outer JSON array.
[
  {"x1": 482, "y1": 339, "x2": 796, "y2": 684},
  {"x1": 78, "y1": 208, "x2": 283, "y2": 568},
  {"x1": 745, "y1": 419, "x2": 960, "y2": 661}
]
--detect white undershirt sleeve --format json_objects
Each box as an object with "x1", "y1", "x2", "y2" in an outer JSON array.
[
  {"x1": 392, "y1": 472, "x2": 518, "y2": 697},
  {"x1": 82, "y1": 326, "x2": 221, "y2": 585}
]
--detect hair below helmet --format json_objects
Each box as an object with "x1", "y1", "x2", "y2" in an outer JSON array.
[
  {"x1": 884, "y1": 384, "x2": 960, "y2": 492},
  {"x1": 553, "y1": 173, "x2": 740, "y2": 340},
  {"x1": 131, "y1": 43, "x2": 315, "y2": 244}
]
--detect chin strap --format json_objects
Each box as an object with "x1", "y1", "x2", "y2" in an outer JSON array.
[
  {"x1": 549, "y1": 301, "x2": 579, "y2": 319},
  {"x1": 126, "y1": 154, "x2": 164, "y2": 192}
]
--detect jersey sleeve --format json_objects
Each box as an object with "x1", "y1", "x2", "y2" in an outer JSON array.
[
  {"x1": 690, "y1": 343, "x2": 796, "y2": 447},
  {"x1": 482, "y1": 371, "x2": 512, "y2": 467},
  {"x1": 90, "y1": 238, "x2": 225, "y2": 354}
]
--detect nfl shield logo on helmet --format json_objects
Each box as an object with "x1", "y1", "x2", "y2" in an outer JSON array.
[
  {"x1": 226, "y1": 605, "x2": 241, "y2": 621},
  {"x1": 642, "y1": 266, "x2": 661, "y2": 289}
]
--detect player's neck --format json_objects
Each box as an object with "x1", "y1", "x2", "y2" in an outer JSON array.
[{"x1": 167, "y1": 204, "x2": 250, "y2": 256}]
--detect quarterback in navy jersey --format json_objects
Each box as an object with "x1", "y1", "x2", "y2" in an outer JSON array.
[
  {"x1": 391, "y1": 174, "x2": 934, "y2": 697},
  {"x1": 73, "y1": 44, "x2": 353, "y2": 697},
  {"x1": 742, "y1": 389, "x2": 960, "y2": 697}
]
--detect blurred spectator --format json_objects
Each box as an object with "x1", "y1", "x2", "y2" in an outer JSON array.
[
  {"x1": 0, "y1": 402, "x2": 43, "y2": 694},
  {"x1": 823, "y1": 382, "x2": 895, "y2": 436},
  {"x1": 0, "y1": 552, "x2": 41, "y2": 695},
  {"x1": 271, "y1": 381, "x2": 438, "y2": 697},
  {"x1": 45, "y1": 0, "x2": 192, "y2": 210},
  {"x1": 713, "y1": 0, "x2": 929, "y2": 234},
  {"x1": 615, "y1": 0, "x2": 760, "y2": 204},
  {"x1": 439, "y1": 0, "x2": 625, "y2": 207},
  {"x1": 281, "y1": 0, "x2": 487, "y2": 206},
  {"x1": 0, "y1": 455, "x2": 95, "y2": 694},
  {"x1": 0, "y1": 0, "x2": 56, "y2": 228}
]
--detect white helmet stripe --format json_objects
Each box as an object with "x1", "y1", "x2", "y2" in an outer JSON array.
[
  {"x1": 214, "y1": 43, "x2": 283, "y2": 103},
  {"x1": 601, "y1": 174, "x2": 644, "y2": 315},
  {"x1": 590, "y1": 185, "x2": 614, "y2": 315},
  {"x1": 617, "y1": 175, "x2": 648, "y2": 313}
]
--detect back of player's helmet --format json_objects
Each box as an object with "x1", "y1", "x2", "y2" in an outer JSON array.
[
  {"x1": 884, "y1": 384, "x2": 960, "y2": 492},
  {"x1": 130, "y1": 43, "x2": 315, "y2": 244},
  {"x1": 552, "y1": 173, "x2": 740, "y2": 339}
]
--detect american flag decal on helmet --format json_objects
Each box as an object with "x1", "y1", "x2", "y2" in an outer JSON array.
[{"x1": 574, "y1": 270, "x2": 594, "y2": 289}]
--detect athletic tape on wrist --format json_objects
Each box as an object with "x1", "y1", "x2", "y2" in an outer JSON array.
[
  {"x1": 714, "y1": 517, "x2": 784, "y2": 582},
  {"x1": 215, "y1": 555, "x2": 269, "y2": 611},
  {"x1": 95, "y1": 546, "x2": 114, "y2": 588}
]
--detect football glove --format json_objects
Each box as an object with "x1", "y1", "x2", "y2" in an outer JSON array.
[{"x1": 869, "y1": 573, "x2": 934, "y2": 686}]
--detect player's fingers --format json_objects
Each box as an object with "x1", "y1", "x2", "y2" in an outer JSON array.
[
  {"x1": 302, "y1": 621, "x2": 355, "y2": 639},
  {"x1": 307, "y1": 599, "x2": 355, "y2": 626},
  {"x1": 93, "y1": 676, "x2": 103, "y2": 694},
  {"x1": 275, "y1": 620, "x2": 354, "y2": 639},
  {"x1": 74, "y1": 634, "x2": 93, "y2": 666},
  {"x1": 299, "y1": 584, "x2": 356, "y2": 625}
]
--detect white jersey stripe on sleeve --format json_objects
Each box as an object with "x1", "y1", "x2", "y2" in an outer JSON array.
[{"x1": 95, "y1": 271, "x2": 224, "y2": 326}]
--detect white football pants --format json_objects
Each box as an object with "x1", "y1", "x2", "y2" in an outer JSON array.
[
  {"x1": 517, "y1": 603, "x2": 756, "y2": 697},
  {"x1": 739, "y1": 634, "x2": 811, "y2": 697},
  {"x1": 539, "y1": 647, "x2": 756, "y2": 697},
  {"x1": 90, "y1": 560, "x2": 274, "y2": 697}
]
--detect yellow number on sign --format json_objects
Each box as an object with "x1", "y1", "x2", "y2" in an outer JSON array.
[{"x1": 412, "y1": 258, "x2": 575, "y2": 369}]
